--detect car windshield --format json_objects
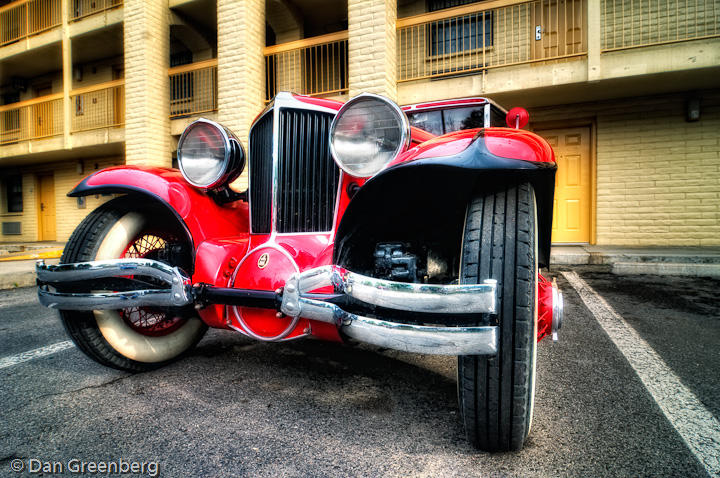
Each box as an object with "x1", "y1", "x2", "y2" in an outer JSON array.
[{"x1": 406, "y1": 104, "x2": 500, "y2": 135}]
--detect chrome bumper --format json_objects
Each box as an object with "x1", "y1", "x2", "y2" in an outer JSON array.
[
  {"x1": 36, "y1": 259, "x2": 192, "y2": 310},
  {"x1": 36, "y1": 259, "x2": 499, "y2": 356},
  {"x1": 280, "y1": 266, "x2": 498, "y2": 355}
]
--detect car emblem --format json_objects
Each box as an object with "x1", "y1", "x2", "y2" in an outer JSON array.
[{"x1": 257, "y1": 253, "x2": 270, "y2": 269}]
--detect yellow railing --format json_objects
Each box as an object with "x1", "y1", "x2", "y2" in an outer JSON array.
[
  {"x1": 169, "y1": 59, "x2": 218, "y2": 118},
  {"x1": 0, "y1": 0, "x2": 61, "y2": 46},
  {"x1": 264, "y1": 31, "x2": 349, "y2": 102},
  {"x1": 0, "y1": 94, "x2": 63, "y2": 144},
  {"x1": 70, "y1": 80, "x2": 125, "y2": 132},
  {"x1": 397, "y1": 0, "x2": 587, "y2": 82},
  {"x1": 70, "y1": 0, "x2": 122, "y2": 21},
  {"x1": 0, "y1": 80, "x2": 124, "y2": 144},
  {"x1": 601, "y1": 0, "x2": 720, "y2": 51}
]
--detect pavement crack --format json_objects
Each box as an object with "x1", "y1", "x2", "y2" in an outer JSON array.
[{"x1": 5, "y1": 374, "x2": 132, "y2": 414}]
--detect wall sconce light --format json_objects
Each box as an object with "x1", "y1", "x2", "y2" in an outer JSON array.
[
  {"x1": 76, "y1": 161, "x2": 84, "y2": 175},
  {"x1": 686, "y1": 97, "x2": 701, "y2": 122}
]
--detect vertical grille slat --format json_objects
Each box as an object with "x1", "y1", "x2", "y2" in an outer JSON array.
[
  {"x1": 278, "y1": 108, "x2": 339, "y2": 233},
  {"x1": 249, "y1": 112, "x2": 273, "y2": 233}
]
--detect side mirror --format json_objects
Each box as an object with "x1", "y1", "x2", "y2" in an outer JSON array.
[{"x1": 506, "y1": 107, "x2": 530, "y2": 129}]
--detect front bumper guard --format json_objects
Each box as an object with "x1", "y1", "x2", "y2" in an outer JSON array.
[{"x1": 36, "y1": 259, "x2": 498, "y2": 355}]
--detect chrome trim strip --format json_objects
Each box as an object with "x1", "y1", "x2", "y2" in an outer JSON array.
[
  {"x1": 38, "y1": 289, "x2": 185, "y2": 310},
  {"x1": 281, "y1": 266, "x2": 496, "y2": 315},
  {"x1": 35, "y1": 259, "x2": 192, "y2": 310},
  {"x1": 37, "y1": 258, "x2": 179, "y2": 283},
  {"x1": 280, "y1": 266, "x2": 498, "y2": 355},
  {"x1": 343, "y1": 274, "x2": 497, "y2": 314},
  {"x1": 343, "y1": 318, "x2": 497, "y2": 355},
  {"x1": 551, "y1": 279, "x2": 563, "y2": 342}
]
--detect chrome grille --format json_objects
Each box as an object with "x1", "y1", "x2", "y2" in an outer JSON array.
[
  {"x1": 249, "y1": 112, "x2": 273, "y2": 233},
  {"x1": 277, "y1": 108, "x2": 339, "y2": 233}
]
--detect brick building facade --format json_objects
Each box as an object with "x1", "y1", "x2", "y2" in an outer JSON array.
[{"x1": 0, "y1": 0, "x2": 718, "y2": 245}]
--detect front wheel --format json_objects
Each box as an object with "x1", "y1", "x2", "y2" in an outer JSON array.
[
  {"x1": 59, "y1": 198, "x2": 207, "y2": 372},
  {"x1": 457, "y1": 182, "x2": 538, "y2": 452}
]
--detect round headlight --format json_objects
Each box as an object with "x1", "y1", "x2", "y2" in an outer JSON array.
[
  {"x1": 177, "y1": 119, "x2": 245, "y2": 189},
  {"x1": 329, "y1": 93, "x2": 411, "y2": 177}
]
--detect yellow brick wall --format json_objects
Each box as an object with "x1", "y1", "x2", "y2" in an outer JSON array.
[
  {"x1": 532, "y1": 91, "x2": 720, "y2": 246},
  {"x1": 0, "y1": 157, "x2": 120, "y2": 242},
  {"x1": 217, "y1": 0, "x2": 266, "y2": 191},
  {"x1": 123, "y1": 0, "x2": 171, "y2": 168},
  {"x1": 348, "y1": 0, "x2": 397, "y2": 100}
]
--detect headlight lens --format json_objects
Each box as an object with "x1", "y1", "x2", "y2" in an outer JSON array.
[
  {"x1": 330, "y1": 93, "x2": 410, "y2": 177},
  {"x1": 177, "y1": 119, "x2": 245, "y2": 189}
]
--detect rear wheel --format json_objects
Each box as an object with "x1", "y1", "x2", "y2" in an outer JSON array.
[
  {"x1": 457, "y1": 182, "x2": 538, "y2": 451},
  {"x1": 59, "y1": 198, "x2": 207, "y2": 372}
]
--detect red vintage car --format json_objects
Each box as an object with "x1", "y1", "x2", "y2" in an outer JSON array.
[{"x1": 36, "y1": 92, "x2": 562, "y2": 452}]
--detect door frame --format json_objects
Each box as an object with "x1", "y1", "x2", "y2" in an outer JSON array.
[
  {"x1": 530, "y1": 117, "x2": 597, "y2": 245},
  {"x1": 36, "y1": 172, "x2": 55, "y2": 241}
]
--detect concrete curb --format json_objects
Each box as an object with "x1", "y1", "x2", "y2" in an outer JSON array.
[
  {"x1": 0, "y1": 272, "x2": 37, "y2": 290},
  {"x1": 612, "y1": 262, "x2": 720, "y2": 278}
]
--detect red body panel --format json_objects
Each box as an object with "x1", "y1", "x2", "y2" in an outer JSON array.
[
  {"x1": 78, "y1": 166, "x2": 249, "y2": 243},
  {"x1": 537, "y1": 274, "x2": 553, "y2": 342}
]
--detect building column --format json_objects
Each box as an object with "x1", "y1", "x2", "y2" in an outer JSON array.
[
  {"x1": 348, "y1": 0, "x2": 397, "y2": 101},
  {"x1": 123, "y1": 0, "x2": 171, "y2": 167},
  {"x1": 587, "y1": 0, "x2": 602, "y2": 81},
  {"x1": 61, "y1": 0, "x2": 72, "y2": 149},
  {"x1": 217, "y1": 0, "x2": 265, "y2": 190}
]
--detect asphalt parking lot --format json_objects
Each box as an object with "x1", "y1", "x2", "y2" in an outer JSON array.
[{"x1": 1, "y1": 267, "x2": 718, "y2": 478}]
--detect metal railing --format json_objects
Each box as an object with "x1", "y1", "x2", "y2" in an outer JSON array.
[
  {"x1": 70, "y1": 80, "x2": 125, "y2": 132},
  {"x1": 0, "y1": 0, "x2": 61, "y2": 46},
  {"x1": 69, "y1": 0, "x2": 123, "y2": 21},
  {"x1": 0, "y1": 94, "x2": 63, "y2": 144},
  {"x1": 264, "y1": 31, "x2": 349, "y2": 102},
  {"x1": 397, "y1": 0, "x2": 587, "y2": 83},
  {"x1": 168, "y1": 59, "x2": 218, "y2": 118},
  {"x1": 601, "y1": 0, "x2": 720, "y2": 51}
]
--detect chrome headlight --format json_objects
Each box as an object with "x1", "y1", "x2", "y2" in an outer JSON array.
[
  {"x1": 177, "y1": 118, "x2": 245, "y2": 189},
  {"x1": 329, "y1": 93, "x2": 411, "y2": 177}
]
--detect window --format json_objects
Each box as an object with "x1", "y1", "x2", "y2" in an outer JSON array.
[
  {"x1": 406, "y1": 104, "x2": 489, "y2": 136},
  {"x1": 429, "y1": 0, "x2": 493, "y2": 56},
  {"x1": 4, "y1": 175, "x2": 23, "y2": 213},
  {"x1": 407, "y1": 110, "x2": 444, "y2": 136}
]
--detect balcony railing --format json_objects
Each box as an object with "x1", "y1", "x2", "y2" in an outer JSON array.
[
  {"x1": 0, "y1": 0, "x2": 61, "y2": 46},
  {"x1": 264, "y1": 31, "x2": 349, "y2": 102},
  {"x1": 70, "y1": 80, "x2": 125, "y2": 132},
  {"x1": 169, "y1": 59, "x2": 218, "y2": 118},
  {"x1": 0, "y1": 94, "x2": 63, "y2": 144},
  {"x1": 398, "y1": 0, "x2": 587, "y2": 83},
  {"x1": 70, "y1": 0, "x2": 123, "y2": 22},
  {"x1": 601, "y1": 0, "x2": 720, "y2": 51},
  {"x1": 0, "y1": 81, "x2": 124, "y2": 145}
]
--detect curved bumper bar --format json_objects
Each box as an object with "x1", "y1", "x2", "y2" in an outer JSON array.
[
  {"x1": 35, "y1": 259, "x2": 192, "y2": 310},
  {"x1": 281, "y1": 266, "x2": 499, "y2": 355}
]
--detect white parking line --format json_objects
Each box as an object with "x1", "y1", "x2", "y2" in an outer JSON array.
[
  {"x1": 0, "y1": 341, "x2": 75, "y2": 370},
  {"x1": 562, "y1": 271, "x2": 720, "y2": 478}
]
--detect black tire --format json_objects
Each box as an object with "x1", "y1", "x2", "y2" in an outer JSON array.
[
  {"x1": 59, "y1": 198, "x2": 207, "y2": 373},
  {"x1": 457, "y1": 182, "x2": 538, "y2": 452}
]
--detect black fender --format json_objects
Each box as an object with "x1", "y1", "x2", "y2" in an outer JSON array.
[{"x1": 334, "y1": 133, "x2": 557, "y2": 270}]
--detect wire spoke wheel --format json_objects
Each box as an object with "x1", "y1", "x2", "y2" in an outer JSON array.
[{"x1": 118, "y1": 233, "x2": 185, "y2": 336}]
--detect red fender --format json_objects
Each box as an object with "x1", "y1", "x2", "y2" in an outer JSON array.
[{"x1": 68, "y1": 165, "x2": 249, "y2": 250}]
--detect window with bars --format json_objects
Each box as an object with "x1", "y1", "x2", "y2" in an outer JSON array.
[{"x1": 429, "y1": 0, "x2": 493, "y2": 55}]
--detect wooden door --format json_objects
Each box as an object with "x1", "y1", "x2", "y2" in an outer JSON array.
[
  {"x1": 532, "y1": 0, "x2": 586, "y2": 59},
  {"x1": 33, "y1": 86, "x2": 53, "y2": 138},
  {"x1": 536, "y1": 126, "x2": 592, "y2": 243},
  {"x1": 37, "y1": 174, "x2": 56, "y2": 241}
]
